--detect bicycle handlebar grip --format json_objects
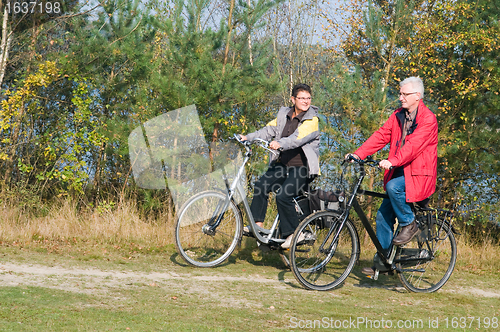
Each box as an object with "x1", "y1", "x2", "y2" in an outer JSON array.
[{"x1": 347, "y1": 154, "x2": 361, "y2": 163}]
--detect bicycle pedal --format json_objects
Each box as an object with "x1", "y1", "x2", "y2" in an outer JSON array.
[{"x1": 257, "y1": 243, "x2": 271, "y2": 252}]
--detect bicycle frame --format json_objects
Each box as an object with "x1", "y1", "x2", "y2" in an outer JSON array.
[
  {"x1": 207, "y1": 136, "x2": 287, "y2": 245},
  {"x1": 318, "y1": 159, "x2": 395, "y2": 267}
]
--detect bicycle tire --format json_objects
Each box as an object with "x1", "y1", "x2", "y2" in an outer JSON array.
[
  {"x1": 290, "y1": 210, "x2": 360, "y2": 291},
  {"x1": 175, "y1": 190, "x2": 242, "y2": 267},
  {"x1": 396, "y1": 218, "x2": 457, "y2": 293}
]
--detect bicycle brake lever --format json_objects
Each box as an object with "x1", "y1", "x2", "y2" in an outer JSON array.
[{"x1": 268, "y1": 148, "x2": 279, "y2": 157}]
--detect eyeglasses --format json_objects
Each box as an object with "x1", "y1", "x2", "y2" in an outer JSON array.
[
  {"x1": 295, "y1": 97, "x2": 311, "y2": 101},
  {"x1": 399, "y1": 92, "x2": 418, "y2": 98}
]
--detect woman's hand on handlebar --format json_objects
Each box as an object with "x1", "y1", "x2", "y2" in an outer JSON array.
[
  {"x1": 269, "y1": 141, "x2": 280, "y2": 150},
  {"x1": 238, "y1": 134, "x2": 280, "y2": 150}
]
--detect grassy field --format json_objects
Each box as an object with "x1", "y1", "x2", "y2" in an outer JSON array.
[
  {"x1": 1, "y1": 236, "x2": 499, "y2": 332},
  {"x1": 0, "y1": 202, "x2": 499, "y2": 331}
]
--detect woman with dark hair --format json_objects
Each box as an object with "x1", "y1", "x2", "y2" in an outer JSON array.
[{"x1": 240, "y1": 83, "x2": 320, "y2": 248}]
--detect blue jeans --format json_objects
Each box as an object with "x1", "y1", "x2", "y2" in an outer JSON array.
[{"x1": 375, "y1": 172, "x2": 415, "y2": 254}]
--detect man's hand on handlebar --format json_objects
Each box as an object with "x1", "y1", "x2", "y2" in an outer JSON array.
[
  {"x1": 378, "y1": 159, "x2": 393, "y2": 170},
  {"x1": 238, "y1": 134, "x2": 247, "y2": 141},
  {"x1": 344, "y1": 153, "x2": 360, "y2": 162},
  {"x1": 342, "y1": 154, "x2": 393, "y2": 170}
]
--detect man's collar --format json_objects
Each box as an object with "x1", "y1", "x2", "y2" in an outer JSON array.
[
  {"x1": 407, "y1": 108, "x2": 418, "y2": 117},
  {"x1": 287, "y1": 107, "x2": 307, "y2": 120},
  {"x1": 402, "y1": 107, "x2": 417, "y2": 117}
]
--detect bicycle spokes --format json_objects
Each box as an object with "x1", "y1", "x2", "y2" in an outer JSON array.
[
  {"x1": 175, "y1": 191, "x2": 242, "y2": 267},
  {"x1": 290, "y1": 211, "x2": 360, "y2": 291},
  {"x1": 397, "y1": 218, "x2": 457, "y2": 293}
]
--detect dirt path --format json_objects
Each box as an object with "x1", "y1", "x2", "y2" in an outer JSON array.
[
  {"x1": 1, "y1": 262, "x2": 499, "y2": 298},
  {"x1": 0, "y1": 262, "x2": 289, "y2": 296}
]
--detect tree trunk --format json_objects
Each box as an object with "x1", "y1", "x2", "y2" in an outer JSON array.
[
  {"x1": 247, "y1": 0, "x2": 253, "y2": 66},
  {"x1": 3, "y1": 101, "x2": 24, "y2": 186},
  {"x1": 0, "y1": 5, "x2": 12, "y2": 88},
  {"x1": 222, "y1": 0, "x2": 235, "y2": 76}
]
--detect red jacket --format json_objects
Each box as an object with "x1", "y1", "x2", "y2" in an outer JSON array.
[{"x1": 354, "y1": 100, "x2": 438, "y2": 203}]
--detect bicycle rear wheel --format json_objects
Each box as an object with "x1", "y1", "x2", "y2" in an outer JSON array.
[
  {"x1": 290, "y1": 211, "x2": 359, "y2": 291},
  {"x1": 175, "y1": 190, "x2": 242, "y2": 267},
  {"x1": 396, "y1": 218, "x2": 457, "y2": 293}
]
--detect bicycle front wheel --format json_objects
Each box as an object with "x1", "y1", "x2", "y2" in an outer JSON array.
[
  {"x1": 290, "y1": 211, "x2": 359, "y2": 291},
  {"x1": 175, "y1": 190, "x2": 242, "y2": 267},
  {"x1": 396, "y1": 218, "x2": 457, "y2": 293}
]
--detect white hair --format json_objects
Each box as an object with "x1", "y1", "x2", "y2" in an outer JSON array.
[{"x1": 400, "y1": 76, "x2": 425, "y2": 99}]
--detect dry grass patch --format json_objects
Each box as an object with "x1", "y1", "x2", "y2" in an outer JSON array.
[
  {"x1": 1, "y1": 199, "x2": 500, "y2": 275},
  {"x1": 455, "y1": 234, "x2": 500, "y2": 274},
  {"x1": 0, "y1": 200, "x2": 175, "y2": 247}
]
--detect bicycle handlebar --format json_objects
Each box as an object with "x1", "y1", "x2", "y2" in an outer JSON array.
[
  {"x1": 344, "y1": 154, "x2": 379, "y2": 166},
  {"x1": 232, "y1": 134, "x2": 279, "y2": 157},
  {"x1": 344, "y1": 154, "x2": 393, "y2": 170}
]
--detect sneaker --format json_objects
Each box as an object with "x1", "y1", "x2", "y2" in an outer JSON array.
[
  {"x1": 281, "y1": 234, "x2": 295, "y2": 249},
  {"x1": 281, "y1": 232, "x2": 314, "y2": 249}
]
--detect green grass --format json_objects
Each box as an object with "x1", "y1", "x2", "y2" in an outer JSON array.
[{"x1": 0, "y1": 237, "x2": 499, "y2": 331}]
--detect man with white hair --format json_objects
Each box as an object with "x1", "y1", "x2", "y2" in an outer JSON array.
[{"x1": 346, "y1": 77, "x2": 438, "y2": 277}]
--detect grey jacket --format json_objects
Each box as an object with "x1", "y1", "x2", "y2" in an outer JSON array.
[{"x1": 246, "y1": 105, "x2": 320, "y2": 176}]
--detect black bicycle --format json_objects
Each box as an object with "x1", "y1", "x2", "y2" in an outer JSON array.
[{"x1": 289, "y1": 156, "x2": 458, "y2": 293}]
